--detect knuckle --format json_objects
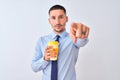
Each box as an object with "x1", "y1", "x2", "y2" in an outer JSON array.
[{"x1": 88, "y1": 27, "x2": 90, "y2": 30}]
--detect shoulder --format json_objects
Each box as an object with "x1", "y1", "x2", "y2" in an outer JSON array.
[
  {"x1": 37, "y1": 34, "x2": 51, "y2": 42},
  {"x1": 35, "y1": 34, "x2": 50, "y2": 48}
]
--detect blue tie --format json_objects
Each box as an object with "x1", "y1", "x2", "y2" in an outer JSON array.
[{"x1": 51, "y1": 35, "x2": 60, "y2": 80}]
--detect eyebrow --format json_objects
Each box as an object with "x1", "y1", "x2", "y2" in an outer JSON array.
[{"x1": 50, "y1": 14, "x2": 65, "y2": 17}]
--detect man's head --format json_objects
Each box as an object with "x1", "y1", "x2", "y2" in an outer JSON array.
[{"x1": 48, "y1": 4, "x2": 68, "y2": 34}]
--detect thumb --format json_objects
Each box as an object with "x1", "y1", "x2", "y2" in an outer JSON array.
[
  {"x1": 70, "y1": 31, "x2": 77, "y2": 43},
  {"x1": 71, "y1": 22, "x2": 77, "y2": 32},
  {"x1": 70, "y1": 22, "x2": 77, "y2": 43}
]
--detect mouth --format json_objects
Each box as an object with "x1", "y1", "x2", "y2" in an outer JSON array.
[
  {"x1": 53, "y1": 24, "x2": 65, "y2": 32},
  {"x1": 54, "y1": 24, "x2": 63, "y2": 27}
]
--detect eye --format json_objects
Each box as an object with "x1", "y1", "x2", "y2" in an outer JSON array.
[
  {"x1": 50, "y1": 16, "x2": 55, "y2": 20},
  {"x1": 59, "y1": 15, "x2": 64, "y2": 19}
]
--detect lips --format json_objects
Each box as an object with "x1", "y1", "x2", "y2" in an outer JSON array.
[{"x1": 54, "y1": 24, "x2": 62, "y2": 27}]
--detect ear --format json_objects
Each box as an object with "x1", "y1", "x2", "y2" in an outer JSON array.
[{"x1": 66, "y1": 16, "x2": 68, "y2": 22}]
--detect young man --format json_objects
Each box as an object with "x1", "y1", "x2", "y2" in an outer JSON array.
[{"x1": 32, "y1": 4, "x2": 90, "y2": 80}]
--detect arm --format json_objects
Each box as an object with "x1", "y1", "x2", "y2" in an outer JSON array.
[
  {"x1": 74, "y1": 38, "x2": 89, "y2": 48},
  {"x1": 31, "y1": 38, "x2": 50, "y2": 72}
]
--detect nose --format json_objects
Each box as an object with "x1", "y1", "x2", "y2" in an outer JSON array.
[{"x1": 55, "y1": 18, "x2": 60, "y2": 24}]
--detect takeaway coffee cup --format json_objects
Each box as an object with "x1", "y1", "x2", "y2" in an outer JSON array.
[{"x1": 48, "y1": 41, "x2": 59, "y2": 61}]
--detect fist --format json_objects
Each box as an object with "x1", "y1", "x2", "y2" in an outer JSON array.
[
  {"x1": 70, "y1": 22, "x2": 90, "y2": 43},
  {"x1": 44, "y1": 46, "x2": 53, "y2": 61}
]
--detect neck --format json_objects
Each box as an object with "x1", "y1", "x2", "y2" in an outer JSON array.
[{"x1": 54, "y1": 29, "x2": 65, "y2": 35}]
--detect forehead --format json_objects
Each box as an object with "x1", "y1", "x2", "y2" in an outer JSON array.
[{"x1": 49, "y1": 9, "x2": 66, "y2": 16}]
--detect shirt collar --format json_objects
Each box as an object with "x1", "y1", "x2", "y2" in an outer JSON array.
[{"x1": 51, "y1": 30, "x2": 68, "y2": 39}]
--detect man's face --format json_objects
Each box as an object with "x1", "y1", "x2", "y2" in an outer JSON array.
[{"x1": 48, "y1": 9, "x2": 68, "y2": 34}]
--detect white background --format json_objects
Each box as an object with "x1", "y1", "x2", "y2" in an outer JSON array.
[{"x1": 0, "y1": 0, "x2": 119, "y2": 80}]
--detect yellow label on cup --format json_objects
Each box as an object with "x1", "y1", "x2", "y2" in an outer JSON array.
[{"x1": 48, "y1": 41, "x2": 59, "y2": 61}]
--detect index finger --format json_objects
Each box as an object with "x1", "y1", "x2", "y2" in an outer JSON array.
[
  {"x1": 84, "y1": 26, "x2": 90, "y2": 38},
  {"x1": 45, "y1": 46, "x2": 53, "y2": 50},
  {"x1": 76, "y1": 23, "x2": 83, "y2": 38}
]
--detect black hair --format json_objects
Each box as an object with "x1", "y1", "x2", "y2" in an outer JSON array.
[{"x1": 48, "y1": 4, "x2": 66, "y2": 15}]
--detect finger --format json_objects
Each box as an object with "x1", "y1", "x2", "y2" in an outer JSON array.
[
  {"x1": 44, "y1": 52, "x2": 51, "y2": 61},
  {"x1": 47, "y1": 52, "x2": 51, "y2": 56},
  {"x1": 70, "y1": 23, "x2": 77, "y2": 43},
  {"x1": 84, "y1": 26, "x2": 90, "y2": 38},
  {"x1": 45, "y1": 47, "x2": 49, "y2": 53},
  {"x1": 45, "y1": 46, "x2": 52, "y2": 54},
  {"x1": 45, "y1": 56, "x2": 50, "y2": 61},
  {"x1": 45, "y1": 46, "x2": 53, "y2": 50},
  {"x1": 44, "y1": 51, "x2": 50, "y2": 56},
  {"x1": 70, "y1": 27, "x2": 75, "y2": 35},
  {"x1": 71, "y1": 22, "x2": 77, "y2": 31},
  {"x1": 70, "y1": 33, "x2": 77, "y2": 43},
  {"x1": 70, "y1": 29, "x2": 76, "y2": 42},
  {"x1": 82, "y1": 25, "x2": 86, "y2": 35},
  {"x1": 47, "y1": 46, "x2": 53, "y2": 49},
  {"x1": 76, "y1": 23, "x2": 82, "y2": 38},
  {"x1": 45, "y1": 46, "x2": 49, "y2": 51},
  {"x1": 81, "y1": 25, "x2": 87, "y2": 38}
]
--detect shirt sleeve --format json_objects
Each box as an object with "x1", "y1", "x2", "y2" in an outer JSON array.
[
  {"x1": 74, "y1": 38, "x2": 89, "y2": 48},
  {"x1": 31, "y1": 37, "x2": 50, "y2": 72}
]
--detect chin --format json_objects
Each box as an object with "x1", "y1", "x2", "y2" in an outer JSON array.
[{"x1": 55, "y1": 29, "x2": 64, "y2": 33}]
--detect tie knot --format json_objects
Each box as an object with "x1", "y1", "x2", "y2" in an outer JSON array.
[{"x1": 55, "y1": 35, "x2": 60, "y2": 42}]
